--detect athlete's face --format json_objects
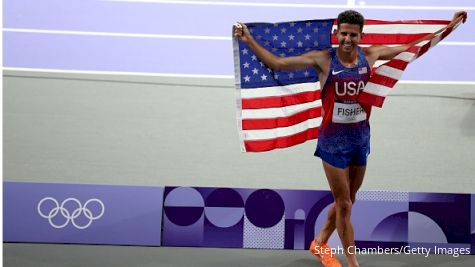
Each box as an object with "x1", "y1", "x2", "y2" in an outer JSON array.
[{"x1": 335, "y1": 23, "x2": 363, "y2": 53}]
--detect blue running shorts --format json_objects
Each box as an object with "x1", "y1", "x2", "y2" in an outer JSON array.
[{"x1": 314, "y1": 145, "x2": 370, "y2": 169}]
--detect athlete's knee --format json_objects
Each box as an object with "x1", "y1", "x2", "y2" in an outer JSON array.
[{"x1": 335, "y1": 198, "x2": 352, "y2": 214}]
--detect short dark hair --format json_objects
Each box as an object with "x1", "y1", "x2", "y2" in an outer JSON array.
[{"x1": 337, "y1": 10, "x2": 364, "y2": 31}]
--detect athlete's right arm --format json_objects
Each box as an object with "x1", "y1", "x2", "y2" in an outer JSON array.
[{"x1": 233, "y1": 22, "x2": 322, "y2": 71}]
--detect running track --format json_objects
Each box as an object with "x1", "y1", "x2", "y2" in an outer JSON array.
[{"x1": 4, "y1": 0, "x2": 475, "y2": 82}]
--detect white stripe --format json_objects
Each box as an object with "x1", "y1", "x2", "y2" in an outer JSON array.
[
  {"x1": 104, "y1": 0, "x2": 475, "y2": 11},
  {"x1": 243, "y1": 117, "x2": 322, "y2": 141},
  {"x1": 364, "y1": 24, "x2": 446, "y2": 34},
  {"x1": 241, "y1": 83, "x2": 319, "y2": 99},
  {"x1": 417, "y1": 40, "x2": 431, "y2": 46},
  {"x1": 3, "y1": 28, "x2": 231, "y2": 41},
  {"x1": 363, "y1": 82, "x2": 392, "y2": 97},
  {"x1": 394, "y1": 51, "x2": 417, "y2": 62},
  {"x1": 430, "y1": 34, "x2": 443, "y2": 48},
  {"x1": 5, "y1": 28, "x2": 475, "y2": 47},
  {"x1": 374, "y1": 60, "x2": 388, "y2": 68},
  {"x1": 375, "y1": 66, "x2": 404, "y2": 80},
  {"x1": 242, "y1": 99, "x2": 321, "y2": 119},
  {"x1": 364, "y1": 24, "x2": 445, "y2": 34},
  {"x1": 5, "y1": 67, "x2": 475, "y2": 85}
]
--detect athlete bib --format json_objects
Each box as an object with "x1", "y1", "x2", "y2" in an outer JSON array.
[{"x1": 332, "y1": 102, "x2": 367, "y2": 123}]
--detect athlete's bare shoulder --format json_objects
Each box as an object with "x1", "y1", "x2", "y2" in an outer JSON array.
[
  {"x1": 301, "y1": 49, "x2": 331, "y2": 72},
  {"x1": 362, "y1": 45, "x2": 381, "y2": 57},
  {"x1": 362, "y1": 45, "x2": 385, "y2": 68}
]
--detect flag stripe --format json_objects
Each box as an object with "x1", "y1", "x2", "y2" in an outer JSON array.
[
  {"x1": 243, "y1": 117, "x2": 322, "y2": 141},
  {"x1": 358, "y1": 92, "x2": 386, "y2": 108},
  {"x1": 384, "y1": 59, "x2": 410, "y2": 71},
  {"x1": 242, "y1": 90, "x2": 321, "y2": 109},
  {"x1": 362, "y1": 24, "x2": 446, "y2": 34},
  {"x1": 241, "y1": 83, "x2": 319, "y2": 99},
  {"x1": 242, "y1": 106, "x2": 322, "y2": 130},
  {"x1": 244, "y1": 127, "x2": 318, "y2": 152},
  {"x1": 359, "y1": 82, "x2": 392, "y2": 97},
  {"x1": 242, "y1": 99, "x2": 322, "y2": 119},
  {"x1": 374, "y1": 65, "x2": 405, "y2": 80},
  {"x1": 332, "y1": 33, "x2": 435, "y2": 45},
  {"x1": 367, "y1": 74, "x2": 399, "y2": 88},
  {"x1": 244, "y1": 128, "x2": 319, "y2": 152},
  {"x1": 362, "y1": 19, "x2": 450, "y2": 25},
  {"x1": 393, "y1": 51, "x2": 417, "y2": 62}
]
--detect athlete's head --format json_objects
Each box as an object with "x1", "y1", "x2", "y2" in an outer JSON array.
[
  {"x1": 335, "y1": 10, "x2": 365, "y2": 52},
  {"x1": 337, "y1": 10, "x2": 364, "y2": 32}
]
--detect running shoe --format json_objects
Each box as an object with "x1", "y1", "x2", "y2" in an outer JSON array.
[{"x1": 309, "y1": 240, "x2": 342, "y2": 267}]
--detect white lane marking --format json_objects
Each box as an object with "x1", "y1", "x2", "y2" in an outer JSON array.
[
  {"x1": 4, "y1": 28, "x2": 475, "y2": 46},
  {"x1": 4, "y1": 67, "x2": 475, "y2": 85},
  {"x1": 3, "y1": 28, "x2": 230, "y2": 40},
  {"x1": 103, "y1": 0, "x2": 475, "y2": 11}
]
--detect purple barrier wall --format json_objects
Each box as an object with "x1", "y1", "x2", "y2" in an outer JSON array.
[
  {"x1": 3, "y1": 181, "x2": 164, "y2": 246},
  {"x1": 162, "y1": 186, "x2": 474, "y2": 256},
  {"x1": 4, "y1": 182, "x2": 473, "y2": 256}
]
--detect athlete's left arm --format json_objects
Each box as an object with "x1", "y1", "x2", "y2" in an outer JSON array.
[{"x1": 364, "y1": 11, "x2": 467, "y2": 64}]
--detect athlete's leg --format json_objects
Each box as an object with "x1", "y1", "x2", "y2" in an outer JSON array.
[
  {"x1": 320, "y1": 161, "x2": 359, "y2": 267},
  {"x1": 349, "y1": 164, "x2": 366, "y2": 203},
  {"x1": 314, "y1": 164, "x2": 366, "y2": 245}
]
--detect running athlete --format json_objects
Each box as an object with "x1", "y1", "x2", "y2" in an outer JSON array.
[{"x1": 234, "y1": 10, "x2": 467, "y2": 267}]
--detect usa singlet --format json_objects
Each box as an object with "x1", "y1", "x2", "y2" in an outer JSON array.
[{"x1": 314, "y1": 47, "x2": 372, "y2": 168}]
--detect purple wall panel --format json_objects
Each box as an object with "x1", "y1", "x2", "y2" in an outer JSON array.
[
  {"x1": 162, "y1": 186, "x2": 473, "y2": 255},
  {"x1": 3, "y1": 181, "x2": 164, "y2": 246}
]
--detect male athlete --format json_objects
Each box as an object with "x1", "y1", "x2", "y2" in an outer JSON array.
[{"x1": 234, "y1": 10, "x2": 467, "y2": 267}]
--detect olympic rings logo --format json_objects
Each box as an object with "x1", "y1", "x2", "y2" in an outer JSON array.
[{"x1": 37, "y1": 197, "x2": 105, "y2": 229}]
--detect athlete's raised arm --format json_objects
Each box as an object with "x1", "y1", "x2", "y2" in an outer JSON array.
[
  {"x1": 363, "y1": 11, "x2": 467, "y2": 65},
  {"x1": 233, "y1": 22, "x2": 327, "y2": 72}
]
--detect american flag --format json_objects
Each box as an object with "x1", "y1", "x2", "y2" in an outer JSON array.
[{"x1": 233, "y1": 18, "x2": 461, "y2": 152}]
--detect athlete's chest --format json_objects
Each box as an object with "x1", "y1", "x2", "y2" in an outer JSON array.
[{"x1": 325, "y1": 65, "x2": 370, "y2": 99}]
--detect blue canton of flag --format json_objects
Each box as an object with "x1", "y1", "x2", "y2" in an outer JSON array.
[{"x1": 238, "y1": 19, "x2": 334, "y2": 89}]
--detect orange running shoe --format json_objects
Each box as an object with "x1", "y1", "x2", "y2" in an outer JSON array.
[{"x1": 309, "y1": 240, "x2": 342, "y2": 267}]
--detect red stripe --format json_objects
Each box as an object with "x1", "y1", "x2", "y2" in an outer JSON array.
[
  {"x1": 369, "y1": 74, "x2": 399, "y2": 88},
  {"x1": 331, "y1": 33, "x2": 431, "y2": 45},
  {"x1": 358, "y1": 92, "x2": 386, "y2": 108},
  {"x1": 363, "y1": 19, "x2": 449, "y2": 25},
  {"x1": 244, "y1": 127, "x2": 318, "y2": 152},
  {"x1": 441, "y1": 26, "x2": 453, "y2": 39},
  {"x1": 361, "y1": 33, "x2": 430, "y2": 44},
  {"x1": 334, "y1": 19, "x2": 448, "y2": 27},
  {"x1": 242, "y1": 90, "x2": 321, "y2": 109},
  {"x1": 417, "y1": 42, "x2": 431, "y2": 58},
  {"x1": 384, "y1": 59, "x2": 410, "y2": 71},
  {"x1": 406, "y1": 46, "x2": 420, "y2": 54},
  {"x1": 242, "y1": 107, "x2": 322, "y2": 130}
]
